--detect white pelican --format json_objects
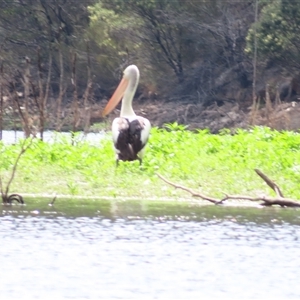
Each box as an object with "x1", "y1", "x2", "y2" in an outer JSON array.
[{"x1": 102, "y1": 65, "x2": 151, "y2": 165}]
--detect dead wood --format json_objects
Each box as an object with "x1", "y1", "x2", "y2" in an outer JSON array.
[
  {"x1": 55, "y1": 42, "x2": 66, "y2": 131},
  {"x1": 1, "y1": 137, "x2": 34, "y2": 205},
  {"x1": 20, "y1": 57, "x2": 32, "y2": 137},
  {"x1": 37, "y1": 46, "x2": 52, "y2": 141},
  {"x1": 12, "y1": 80, "x2": 32, "y2": 136},
  {"x1": 83, "y1": 40, "x2": 93, "y2": 134},
  {"x1": 254, "y1": 168, "x2": 284, "y2": 197},
  {"x1": 0, "y1": 61, "x2": 3, "y2": 140},
  {"x1": 71, "y1": 51, "x2": 79, "y2": 140},
  {"x1": 157, "y1": 169, "x2": 300, "y2": 208},
  {"x1": 157, "y1": 173, "x2": 221, "y2": 204},
  {"x1": 37, "y1": 48, "x2": 45, "y2": 140},
  {"x1": 48, "y1": 194, "x2": 57, "y2": 206},
  {"x1": 23, "y1": 57, "x2": 31, "y2": 137}
]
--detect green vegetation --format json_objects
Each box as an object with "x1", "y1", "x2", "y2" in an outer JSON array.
[
  {"x1": 1, "y1": 125, "x2": 300, "y2": 201},
  {"x1": 0, "y1": 0, "x2": 256, "y2": 109},
  {"x1": 246, "y1": 0, "x2": 300, "y2": 70},
  {"x1": 3, "y1": 0, "x2": 300, "y2": 135}
]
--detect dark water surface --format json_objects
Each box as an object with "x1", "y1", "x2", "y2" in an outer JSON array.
[{"x1": 1, "y1": 199, "x2": 300, "y2": 299}]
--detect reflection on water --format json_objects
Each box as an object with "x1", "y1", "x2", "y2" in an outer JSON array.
[
  {"x1": 1, "y1": 199, "x2": 300, "y2": 299},
  {"x1": 0, "y1": 130, "x2": 104, "y2": 144}
]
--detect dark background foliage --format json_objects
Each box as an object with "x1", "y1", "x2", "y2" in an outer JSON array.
[{"x1": 0, "y1": 0, "x2": 299, "y2": 109}]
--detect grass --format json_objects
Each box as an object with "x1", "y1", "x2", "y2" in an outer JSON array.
[{"x1": 1, "y1": 124, "x2": 300, "y2": 201}]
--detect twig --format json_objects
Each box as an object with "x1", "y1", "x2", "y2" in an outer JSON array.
[
  {"x1": 83, "y1": 40, "x2": 93, "y2": 134},
  {"x1": 41, "y1": 45, "x2": 52, "y2": 141},
  {"x1": 0, "y1": 61, "x2": 3, "y2": 140},
  {"x1": 1, "y1": 137, "x2": 34, "y2": 204},
  {"x1": 156, "y1": 173, "x2": 221, "y2": 204},
  {"x1": 49, "y1": 194, "x2": 57, "y2": 206},
  {"x1": 13, "y1": 73, "x2": 32, "y2": 137},
  {"x1": 254, "y1": 169, "x2": 284, "y2": 197},
  {"x1": 71, "y1": 51, "x2": 79, "y2": 140},
  {"x1": 23, "y1": 56, "x2": 31, "y2": 138},
  {"x1": 37, "y1": 46, "x2": 49, "y2": 141},
  {"x1": 55, "y1": 40, "x2": 65, "y2": 131}
]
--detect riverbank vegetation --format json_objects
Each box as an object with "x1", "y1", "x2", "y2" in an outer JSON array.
[
  {"x1": 1, "y1": 1, "x2": 300, "y2": 135},
  {"x1": 1, "y1": 125, "x2": 300, "y2": 204}
]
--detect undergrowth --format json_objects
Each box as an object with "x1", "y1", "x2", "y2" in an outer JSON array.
[{"x1": 1, "y1": 125, "x2": 300, "y2": 200}]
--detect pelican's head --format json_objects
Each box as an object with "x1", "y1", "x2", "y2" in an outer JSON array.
[
  {"x1": 102, "y1": 65, "x2": 140, "y2": 117},
  {"x1": 124, "y1": 64, "x2": 139, "y2": 80}
]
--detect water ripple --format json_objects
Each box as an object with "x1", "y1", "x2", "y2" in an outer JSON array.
[{"x1": 1, "y1": 204, "x2": 300, "y2": 299}]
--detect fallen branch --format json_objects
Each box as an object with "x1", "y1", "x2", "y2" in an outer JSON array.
[
  {"x1": 3, "y1": 193, "x2": 24, "y2": 205},
  {"x1": 157, "y1": 170, "x2": 300, "y2": 208},
  {"x1": 157, "y1": 173, "x2": 221, "y2": 204},
  {"x1": 254, "y1": 168, "x2": 284, "y2": 197},
  {"x1": 1, "y1": 137, "x2": 34, "y2": 205}
]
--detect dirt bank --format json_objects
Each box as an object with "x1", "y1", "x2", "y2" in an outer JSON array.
[
  {"x1": 3, "y1": 95, "x2": 300, "y2": 133},
  {"x1": 90, "y1": 98, "x2": 300, "y2": 133}
]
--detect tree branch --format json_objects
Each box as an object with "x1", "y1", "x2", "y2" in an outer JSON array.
[
  {"x1": 254, "y1": 168, "x2": 284, "y2": 198},
  {"x1": 157, "y1": 169, "x2": 300, "y2": 208},
  {"x1": 1, "y1": 137, "x2": 34, "y2": 204},
  {"x1": 157, "y1": 173, "x2": 221, "y2": 204}
]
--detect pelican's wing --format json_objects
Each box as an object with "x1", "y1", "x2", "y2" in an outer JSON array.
[
  {"x1": 139, "y1": 117, "x2": 151, "y2": 147},
  {"x1": 112, "y1": 116, "x2": 151, "y2": 161},
  {"x1": 112, "y1": 117, "x2": 136, "y2": 161},
  {"x1": 112, "y1": 117, "x2": 129, "y2": 146},
  {"x1": 130, "y1": 117, "x2": 151, "y2": 159}
]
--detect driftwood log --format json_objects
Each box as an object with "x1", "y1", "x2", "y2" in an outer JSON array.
[{"x1": 157, "y1": 169, "x2": 300, "y2": 208}]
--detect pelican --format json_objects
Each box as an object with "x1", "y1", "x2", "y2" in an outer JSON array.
[{"x1": 102, "y1": 65, "x2": 151, "y2": 165}]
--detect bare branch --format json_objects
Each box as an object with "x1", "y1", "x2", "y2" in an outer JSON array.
[
  {"x1": 0, "y1": 61, "x2": 3, "y2": 140},
  {"x1": 83, "y1": 40, "x2": 92, "y2": 134},
  {"x1": 49, "y1": 194, "x2": 57, "y2": 206},
  {"x1": 12, "y1": 79, "x2": 31, "y2": 136},
  {"x1": 55, "y1": 41, "x2": 65, "y2": 131},
  {"x1": 1, "y1": 137, "x2": 34, "y2": 204},
  {"x1": 156, "y1": 173, "x2": 221, "y2": 204},
  {"x1": 219, "y1": 193, "x2": 300, "y2": 207},
  {"x1": 71, "y1": 51, "x2": 79, "y2": 141},
  {"x1": 157, "y1": 170, "x2": 300, "y2": 208},
  {"x1": 4, "y1": 137, "x2": 34, "y2": 197},
  {"x1": 254, "y1": 168, "x2": 284, "y2": 198},
  {"x1": 23, "y1": 57, "x2": 31, "y2": 137}
]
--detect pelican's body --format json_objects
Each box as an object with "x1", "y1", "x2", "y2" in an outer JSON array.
[{"x1": 102, "y1": 65, "x2": 151, "y2": 165}]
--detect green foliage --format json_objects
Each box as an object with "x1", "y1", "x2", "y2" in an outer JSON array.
[
  {"x1": 0, "y1": 0, "x2": 257, "y2": 107},
  {"x1": 87, "y1": 0, "x2": 200, "y2": 85},
  {"x1": 245, "y1": 0, "x2": 300, "y2": 66},
  {"x1": 164, "y1": 122, "x2": 189, "y2": 131},
  {"x1": 0, "y1": 0, "x2": 93, "y2": 83},
  {"x1": 2, "y1": 125, "x2": 300, "y2": 200},
  {"x1": 88, "y1": 2, "x2": 139, "y2": 52},
  {"x1": 88, "y1": 4, "x2": 142, "y2": 49}
]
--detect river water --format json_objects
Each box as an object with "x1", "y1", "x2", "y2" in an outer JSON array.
[
  {"x1": 1, "y1": 199, "x2": 300, "y2": 299},
  {"x1": 0, "y1": 130, "x2": 105, "y2": 145}
]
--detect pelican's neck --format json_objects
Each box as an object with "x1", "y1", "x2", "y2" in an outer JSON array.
[
  {"x1": 120, "y1": 91, "x2": 135, "y2": 117},
  {"x1": 120, "y1": 67, "x2": 139, "y2": 118}
]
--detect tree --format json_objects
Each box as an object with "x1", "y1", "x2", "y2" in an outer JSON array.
[
  {"x1": 0, "y1": 0, "x2": 94, "y2": 92},
  {"x1": 245, "y1": 0, "x2": 300, "y2": 72},
  {"x1": 88, "y1": 0, "x2": 190, "y2": 89}
]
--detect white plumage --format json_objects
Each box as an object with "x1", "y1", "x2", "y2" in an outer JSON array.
[{"x1": 102, "y1": 65, "x2": 151, "y2": 165}]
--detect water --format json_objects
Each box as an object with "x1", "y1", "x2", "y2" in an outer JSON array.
[
  {"x1": 0, "y1": 130, "x2": 104, "y2": 145},
  {"x1": 1, "y1": 199, "x2": 300, "y2": 299}
]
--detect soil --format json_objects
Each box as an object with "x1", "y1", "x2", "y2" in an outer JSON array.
[
  {"x1": 4, "y1": 95, "x2": 300, "y2": 133},
  {"x1": 90, "y1": 98, "x2": 300, "y2": 133}
]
